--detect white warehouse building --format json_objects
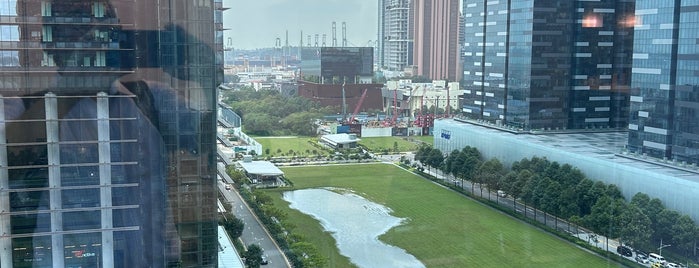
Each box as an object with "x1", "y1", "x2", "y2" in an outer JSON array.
[{"x1": 433, "y1": 119, "x2": 699, "y2": 222}]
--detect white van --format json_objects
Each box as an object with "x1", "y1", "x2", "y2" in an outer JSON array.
[{"x1": 648, "y1": 253, "x2": 666, "y2": 265}]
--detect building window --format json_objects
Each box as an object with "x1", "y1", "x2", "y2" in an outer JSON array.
[
  {"x1": 42, "y1": 52, "x2": 55, "y2": 67},
  {"x1": 93, "y1": 2, "x2": 105, "y2": 18},
  {"x1": 95, "y1": 51, "x2": 106, "y2": 66},
  {"x1": 42, "y1": 25, "x2": 52, "y2": 42},
  {"x1": 41, "y1": 1, "x2": 52, "y2": 17}
]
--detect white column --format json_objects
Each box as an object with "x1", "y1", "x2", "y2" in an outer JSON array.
[
  {"x1": 45, "y1": 93, "x2": 64, "y2": 267},
  {"x1": 96, "y1": 92, "x2": 114, "y2": 267},
  {"x1": 0, "y1": 96, "x2": 13, "y2": 267}
]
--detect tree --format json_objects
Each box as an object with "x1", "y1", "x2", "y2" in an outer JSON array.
[
  {"x1": 476, "y1": 158, "x2": 504, "y2": 199},
  {"x1": 427, "y1": 148, "x2": 444, "y2": 171},
  {"x1": 670, "y1": 216, "x2": 698, "y2": 256},
  {"x1": 220, "y1": 213, "x2": 245, "y2": 239},
  {"x1": 243, "y1": 113, "x2": 280, "y2": 136},
  {"x1": 281, "y1": 111, "x2": 322, "y2": 136},
  {"x1": 618, "y1": 204, "x2": 652, "y2": 249},
  {"x1": 655, "y1": 209, "x2": 681, "y2": 244},
  {"x1": 243, "y1": 244, "x2": 264, "y2": 268}
]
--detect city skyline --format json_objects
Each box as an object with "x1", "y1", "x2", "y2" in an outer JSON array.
[{"x1": 223, "y1": 0, "x2": 378, "y2": 50}]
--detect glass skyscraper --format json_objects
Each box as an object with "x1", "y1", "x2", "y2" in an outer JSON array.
[
  {"x1": 628, "y1": 0, "x2": 699, "y2": 165},
  {"x1": 460, "y1": 0, "x2": 634, "y2": 130},
  {"x1": 0, "y1": 0, "x2": 219, "y2": 267}
]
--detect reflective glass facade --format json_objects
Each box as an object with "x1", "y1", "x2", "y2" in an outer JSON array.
[
  {"x1": 461, "y1": 0, "x2": 633, "y2": 130},
  {"x1": 628, "y1": 0, "x2": 699, "y2": 165},
  {"x1": 0, "y1": 0, "x2": 219, "y2": 267}
]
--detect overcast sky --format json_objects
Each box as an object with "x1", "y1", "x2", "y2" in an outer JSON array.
[{"x1": 223, "y1": 0, "x2": 378, "y2": 50}]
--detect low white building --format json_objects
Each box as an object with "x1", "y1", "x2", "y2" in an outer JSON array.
[
  {"x1": 320, "y1": 133, "x2": 361, "y2": 150},
  {"x1": 237, "y1": 155, "x2": 284, "y2": 186}
]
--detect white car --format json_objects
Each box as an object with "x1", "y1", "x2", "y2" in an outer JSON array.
[{"x1": 666, "y1": 263, "x2": 680, "y2": 268}]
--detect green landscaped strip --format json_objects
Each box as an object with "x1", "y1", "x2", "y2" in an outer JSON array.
[
  {"x1": 254, "y1": 137, "x2": 325, "y2": 156},
  {"x1": 411, "y1": 135, "x2": 434, "y2": 145},
  {"x1": 269, "y1": 164, "x2": 620, "y2": 268},
  {"x1": 358, "y1": 136, "x2": 422, "y2": 152}
]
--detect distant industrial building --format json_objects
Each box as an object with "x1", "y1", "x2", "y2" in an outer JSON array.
[{"x1": 300, "y1": 47, "x2": 374, "y2": 84}]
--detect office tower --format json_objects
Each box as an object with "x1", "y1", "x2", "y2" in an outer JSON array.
[
  {"x1": 413, "y1": 0, "x2": 460, "y2": 81},
  {"x1": 460, "y1": 0, "x2": 633, "y2": 130},
  {"x1": 379, "y1": 0, "x2": 413, "y2": 72},
  {"x1": 0, "y1": 0, "x2": 219, "y2": 267},
  {"x1": 627, "y1": 0, "x2": 699, "y2": 165}
]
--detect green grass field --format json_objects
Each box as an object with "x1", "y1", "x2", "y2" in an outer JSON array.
[
  {"x1": 254, "y1": 137, "x2": 326, "y2": 157},
  {"x1": 268, "y1": 164, "x2": 620, "y2": 268},
  {"x1": 358, "y1": 136, "x2": 424, "y2": 152}
]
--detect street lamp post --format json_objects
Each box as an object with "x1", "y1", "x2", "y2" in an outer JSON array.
[{"x1": 659, "y1": 239, "x2": 671, "y2": 256}]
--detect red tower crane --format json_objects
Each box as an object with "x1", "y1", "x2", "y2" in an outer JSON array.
[
  {"x1": 348, "y1": 88, "x2": 368, "y2": 123},
  {"x1": 390, "y1": 89, "x2": 398, "y2": 125}
]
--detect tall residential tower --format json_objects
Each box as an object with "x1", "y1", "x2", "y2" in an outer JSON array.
[
  {"x1": 379, "y1": 0, "x2": 413, "y2": 72},
  {"x1": 413, "y1": 0, "x2": 460, "y2": 81}
]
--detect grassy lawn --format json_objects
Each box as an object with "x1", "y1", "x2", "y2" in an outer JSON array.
[
  {"x1": 254, "y1": 137, "x2": 326, "y2": 157},
  {"x1": 410, "y1": 135, "x2": 433, "y2": 145},
  {"x1": 358, "y1": 136, "x2": 424, "y2": 152},
  {"x1": 268, "y1": 164, "x2": 620, "y2": 268}
]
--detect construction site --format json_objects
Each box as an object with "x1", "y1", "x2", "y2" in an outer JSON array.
[{"x1": 309, "y1": 79, "x2": 462, "y2": 138}]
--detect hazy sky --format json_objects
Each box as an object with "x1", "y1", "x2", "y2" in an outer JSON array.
[{"x1": 223, "y1": 0, "x2": 378, "y2": 50}]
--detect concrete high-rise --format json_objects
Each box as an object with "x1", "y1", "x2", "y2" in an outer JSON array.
[
  {"x1": 460, "y1": 0, "x2": 634, "y2": 130},
  {"x1": 379, "y1": 0, "x2": 413, "y2": 72},
  {"x1": 413, "y1": 0, "x2": 460, "y2": 81},
  {"x1": 627, "y1": 0, "x2": 699, "y2": 165},
  {"x1": 0, "y1": 0, "x2": 219, "y2": 267}
]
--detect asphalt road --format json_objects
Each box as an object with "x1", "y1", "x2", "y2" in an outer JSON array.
[{"x1": 219, "y1": 181, "x2": 290, "y2": 268}]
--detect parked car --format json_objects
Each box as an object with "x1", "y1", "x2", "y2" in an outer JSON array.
[
  {"x1": 617, "y1": 245, "x2": 633, "y2": 257},
  {"x1": 636, "y1": 254, "x2": 649, "y2": 264},
  {"x1": 651, "y1": 263, "x2": 663, "y2": 268},
  {"x1": 635, "y1": 250, "x2": 649, "y2": 263},
  {"x1": 666, "y1": 263, "x2": 680, "y2": 268},
  {"x1": 261, "y1": 256, "x2": 269, "y2": 265},
  {"x1": 649, "y1": 253, "x2": 667, "y2": 265}
]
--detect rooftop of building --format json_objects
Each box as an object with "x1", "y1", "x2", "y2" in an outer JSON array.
[
  {"x1": 438, "y1": 119, "x2": 699, "y2": 181},
  {"x1": 237, "y1": 156, "x2": 284, "y2": 176},
  {"x1": 321, "y1": 133, "x2": 361, "y2": 144},
  {"x1": 218, "y1": 226, "x2": 244, "y2": 268}
]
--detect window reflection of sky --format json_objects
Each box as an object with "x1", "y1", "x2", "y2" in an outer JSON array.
[{"x1": 284, "y1": 188, "x2": 425, "y2": 268}]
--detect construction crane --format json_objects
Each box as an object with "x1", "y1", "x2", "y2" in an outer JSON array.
[
  {"x1": 390, "y1": 89, "x2": 399, "y2": 125},
  {"x1": 348, "y1": 88, "x2": 369, "y2": 123}
]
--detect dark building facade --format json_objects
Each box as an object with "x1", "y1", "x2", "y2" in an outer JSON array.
[
  {"x1": 461, "y1": 0, "x2": 633, "y2": 130},
  {"x1": 0, "y1": 0, "x2": 219, "y2": 267},
  {"x1": 627, "y1": 0, "x2": 699, "y2": 165},
  {"x1": 300, "y1": 47, "x2": 374, "y2": 84}
]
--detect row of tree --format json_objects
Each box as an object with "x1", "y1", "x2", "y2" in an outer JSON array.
[
  {"x1": 415, "y1": 145, "x2": 699, "y2": 258},
  {"x1": 222, "y1": 86, "x2": 336, "y2": 136}
]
